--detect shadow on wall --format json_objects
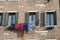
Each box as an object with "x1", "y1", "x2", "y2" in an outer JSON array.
[{"x1": 3, "y1": 28, "x2": 25, "y2": 38}]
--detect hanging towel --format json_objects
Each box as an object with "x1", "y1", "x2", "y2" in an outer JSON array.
[
  {"x1": 14, "y1": 23, "x2": 19, "y2": 29},
  {"x1": 28, "y1": 16, "x2": 34, "y2": 31},
  {"x1": 22, "y1": 23, "x2": 28, "y2": 30},
  {"x1": 28, "y1": 23, "x2": 33, "y2": 31},
  {"x1": 10, "y1": 24, "x2": 15, "y2": 29},
  {"x1": 19, "y1": 23, "x2": 23, "y2": 30},
  {"x1": 14, "y1": 23, "x2": 23, "y2": 30}
]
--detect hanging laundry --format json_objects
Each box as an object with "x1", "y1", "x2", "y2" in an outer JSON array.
[
  {"x1": 28, "y1": 15, "x2": 35, "y2": 31},
  {"x1": 28, "y1": 23, "x2": 33, "y2": 30},
  {"x1": 10, "y1": 24, "x2": 15, "y2": 29},
  {"x1": 22, "y1": 23, "x2": 28, "y2": 30},
  {"x1": 14, "y1": 23, "x2": 19, "y2": 29},
  {"x1": 14, "y1": 23, "x2": 23, "y2": 30},
  {"x1": 19, "y1": 23, "x2": 23, "y2": 30}
]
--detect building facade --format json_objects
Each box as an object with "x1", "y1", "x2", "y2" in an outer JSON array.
[{"x1": 0, "y1": 0, "x2": 59, "y2": 40}]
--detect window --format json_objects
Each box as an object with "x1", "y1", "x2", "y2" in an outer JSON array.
[
  {"x1": 25, "y1": 12, "x2": 39, "y2": 30},
  {"x1": 45, "y1": 11, "x2": 57, "y2": 27},
  {"x1": 8, "y1": 13, "x2": 16, "y2": 26},
  {"x1": 0, "y1": 13, "x2": 3, "y2": 26},
  {"x1": 4, "y1": 12, "x2": 18, "y2": 27},
  {"x1": 8, "y1": 0, "x2": 18, "y2": 1},
  {"x1": 25, "y1": 12, "x2": 39, "y2": 26}
]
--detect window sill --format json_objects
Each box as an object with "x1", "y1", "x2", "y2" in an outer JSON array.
[
  {"x1": 7, "y1": 0, "x2": 18, "y2": 2},
  {"x1": 0, "y1": 0, "x2": 6, "y2": 1},
  {"x1": 45, "y1": 25, "x2": 56, "y2": 27}
]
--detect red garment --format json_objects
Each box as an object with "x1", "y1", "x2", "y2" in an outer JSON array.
[
  {"x1": 19, "y1": 23, "x2": 23, "y2": 30},
  {"x1": 14, "y1": 23, "x2": 23, "y2": 30}
]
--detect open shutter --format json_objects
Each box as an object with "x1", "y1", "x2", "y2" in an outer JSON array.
[
  {"x1": 54, "y1": 11, "x2": 57, "y2": 25},
  {"x1": 15, "y1": 12, "x2": 18, "y2": 23},
  {"x1": 25, "y1": 12, "x2": 29, "y2": 24},
  {"x1": 4, "y1": 13, "x2": 9, "y2": 26},
  {"x1": 35, "y1": 12, "x2": 39, "y2": 26},
  {"x1": 0, "y1": 13, "x2": 3, "y2": 26},
  {"x1": 45, "y1": 12, "x2": 47, "y2": 26}
]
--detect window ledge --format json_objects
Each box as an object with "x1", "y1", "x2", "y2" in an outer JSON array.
[
  {"x1": 45, "y1": 39, "x2": 57, "y2": 40},
  {"x1": 45, "y1": 25, "x2": 55, "y2": 27},
  {"x1": 0, "y1": 0, "x2": 6, "y2": 1},
  {"x1": 8, "y1": 0, "x2": 18, "y2": 2}
]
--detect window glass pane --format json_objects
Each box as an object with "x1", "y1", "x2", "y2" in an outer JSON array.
[
  {"x1": 12, "y1": 15, "x2": 16, "y2": 24},
  {"x1": 29, "y1": 15, "x2": 32, "y2": 23},
  {"x1": 50, "y1": 14, "x2": 54, "y2": 25}
]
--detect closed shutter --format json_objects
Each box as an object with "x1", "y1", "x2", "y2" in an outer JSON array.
[{"x1": 35, "y1": 12, "x2": 39, "y2": 26}]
